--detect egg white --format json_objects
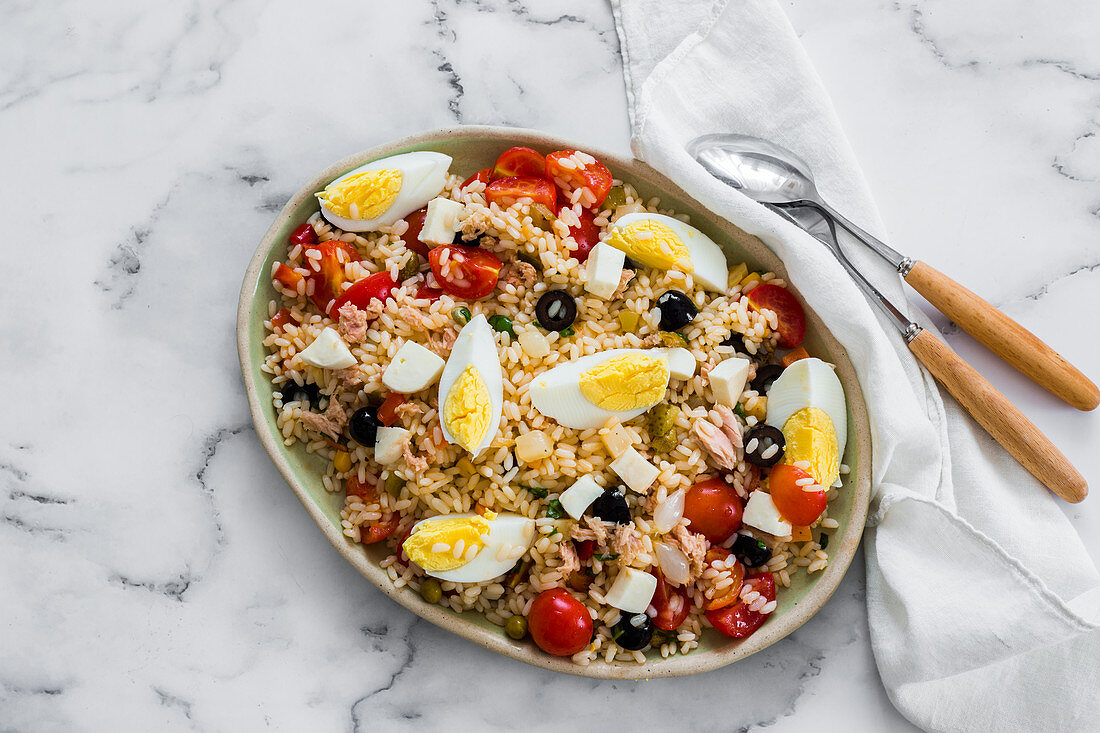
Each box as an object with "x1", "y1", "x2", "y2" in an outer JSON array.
[
  {"x1": 611, "y1": 212, "x2": 729, "y2": 293},
  {"x1": 410, "y1": 513, "x2": 535, "y2": 583},
  {"x1": 318, "y1": 151, "x2": 452, "y2": 232},
  {"x1": 437, "y1": 314, "x2": 504, "y2": 458},
  {"x1": 765, "y1": 357, "x2": 847, "y2": 459},
  {"x1": 528, "y1": 348, "x2": 673, "y2": 430}
]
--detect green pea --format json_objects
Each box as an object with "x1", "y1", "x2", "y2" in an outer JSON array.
[
  {"x1": 419, "y1": 578, "x2": 443, "y2": 604},
  {"x1": 397, "y1": 254, "x2": 420, "y2": 282},
  {"x1": 384, "y1": 473, "x2": 404, "y2": 497},
  {"x1": 451, "y1": 306, "x2": 472, "y2": 326},
  {"x1": 488, "y1": 314, "x2": 516, "y2": 338},
  {"x1": 505, "y1": 615, "x2": 528, "y2": 640},
  {"x1": 604, "y1": 185, "x2": 628, "y2": 209}
]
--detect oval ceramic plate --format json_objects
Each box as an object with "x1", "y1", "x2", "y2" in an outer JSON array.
[{"x1": 237, "y1": 126, "x2": 871, "y2": 679}]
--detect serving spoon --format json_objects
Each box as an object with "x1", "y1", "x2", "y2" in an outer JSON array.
[
  {"x1": 767, "y1": 201, "x2": 1086, "y2": 502},
  {"x1": 689, "y1": 133, "x2": 1100, "y2": 412}
]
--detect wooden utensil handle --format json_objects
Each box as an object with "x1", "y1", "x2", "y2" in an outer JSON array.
[
  {"x1": 908, "y1": 329, "x2": 1087, "y2": 503},
  {"x1": 905, "y1": 261, "x2": 1100, "y2": 411}
]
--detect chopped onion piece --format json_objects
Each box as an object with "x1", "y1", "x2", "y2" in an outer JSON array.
[
  {"x1": 655, "y1": 541, "x2": 690, "y2": 585},
  {"x1": 654, "y1": 489, "x2": 685, "y2": 534}
]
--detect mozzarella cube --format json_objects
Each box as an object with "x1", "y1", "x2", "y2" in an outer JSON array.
[
  {"x1": 560, "y1": 475, "x2": 605, "y2": 519},
  {"x1": 382, "y1": 341, "x2": 445, "y2": 393},
  {"x1": 374, "y1": 426, "x2": 410, "y2": 467},
  {"x1": 742, "y1": 491, "x2": 792, "y2": 536},
  {"x1": 710, "y1": 356, "x2": 752, "y2": 407},
  {"x1": 299, "y1": 327, "x2": 357, "y2": 370},
  {"x1": 604, "y1": 567, "x2": 658, "y2": 614},
  {"x1": 610, "y1": 447, "x2": 659, "y2": 493},
  {"x1": 518, "y1": 328, "x2": 551, "y2": 359},
  {"x1": 515, "y1": 430, "x2": 553, "y2": 464},
  {"x1": 419, "y1": 197, "x2": 466, "y2": 246},
  {"x1": 600, "y1": 421, "x2": 633, "y2": 458},
  {"x1": 659, "y1": 347, "x2": 696, "y2": 380},
  {"x1": 583, "y1": 242, "x2": 625, "y2": 299}
]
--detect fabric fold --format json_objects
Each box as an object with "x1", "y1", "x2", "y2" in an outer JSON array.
[{"x1": 611, "y1": 1, "x2": 1100, "y2": 730}]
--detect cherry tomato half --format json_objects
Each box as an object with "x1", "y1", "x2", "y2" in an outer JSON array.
[
  {"x1": 528, "y1": 589, "x2": 593, "y2": 657},
  {"x1": 484, "y1": 176, "x2": 557, "y2": 210},
  {"x1": 414, "y1": 282, "x2": 443, "y2": 303},
  {"x1": 705, "y1": 572, "x2": 776, "y2": 639},
  {"x1": 576, "y1": 540, "x2": 596, "y2": 563},
  {"x1": 545, "y1": 150, "x2": 613, "y2": 207},
  {"x1": 745, "y1": 284, "x2": 806, "y2": 349},
  {"x1": 566, "y1": 208, "x2": 601, "y2": 263},
  {"x1": 401, "y1": 207, "x2": 431, "y2": 258},
  {"x1": 428, "y1": 245, "x2": 503, "y2": 300},
  {"x1": 461, "y1": 168, "x2": 494, "y2": 191},
  {"x1": 649, "y1": 569, "x2": 692, "y2": 631},
  {"x1": 493, "y1": 146, "x2": 546, "y2": 179},
  {"x1": 330, "y1": 271, "x2": 398, "y2": 317},
  {"x1": 683, "y1": 478, "x2": 744, "y2": 544},
  {"x1": 377, "y1": 392, "x2": 406, "y2": 427},
  {"x1": 306, "y1": 240, "x2": 361, "y2": 315},
  {"x1": 768, "y1": 464, "x2": 827, "y2": 526}
]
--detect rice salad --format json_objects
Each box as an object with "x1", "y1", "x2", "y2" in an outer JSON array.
[{"x1": 260, "y1": 145, "x2": 848, "y2": 665}]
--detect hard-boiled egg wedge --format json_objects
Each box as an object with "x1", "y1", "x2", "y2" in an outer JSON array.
[
  {"x1": 402, "y1": 511, "x2": 535, "y2": 583},
  {"x1": 528, "y1": 349, "x2": 671, "y2": 430},
  {"x1": 437, "y1": 314, "x2": 504, "y2": 458},
  {"x1": 606, "y1": 213, "x2": 729, "y2": 293},
  {"x1": 765, "y1": 358, "x2": 847, "y2": 482},
  {"x1": 316, "y1": 151, "x2": 452, "y2": 232}
]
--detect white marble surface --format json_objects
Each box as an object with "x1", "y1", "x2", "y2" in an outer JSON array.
[{"x1": 2, "y1": 0, "x2": 1098, "y2": 730}]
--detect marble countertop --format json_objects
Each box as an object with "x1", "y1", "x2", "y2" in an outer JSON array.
[{"x1": 3, "y1": 0, "x2": 1098, "y2": 730}]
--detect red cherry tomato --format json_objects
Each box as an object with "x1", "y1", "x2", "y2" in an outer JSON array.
[
  {"x1": 683, "y1": 478, "x2": 744, "y2": 544},
  {"x1": 377, "y1": 392, "x2": 406, "y2": 427},
  {"x1": 768, "y1": 464, "x2": 827, "y2": 526},
  {"x1": 484, "y1": 176, "x2": 557, "y2": 210},
  {"x1": 705, "y1": 572, "x2": 776, "y2": 639},
  {"x1": 649, "y1": 569, "x2": 692, "y2": 631},
  {"x1": 527, "y1": 589, "x2": 593, "y2": 657},
  {"x1": 288, "y1": 222, "x2": 318, "y2": 246},
  {"x1": 414, "y1": 282, "x2": 443, "y2": 303},
  {"x1": 270, "y1": 308, "x2": 298, "y2": 330},
  {"x1": 566, "y1": 208, "x2": 601, "y2": 263},
  {"x1": 545, "y1": 150, "x2": 613, "y2": 207},
  {"x1": 401, "y1": 208, "x2": 431, "y2": 258},
  {"x1": 575, "y1": 540, "x2": 596, "y2": 563},
  {"x1": 745, "y1": 284, "x2": 806, "y2": 349},
  {"x1": 330, "y1": 271, "x2": 398, "y2": 317},
  {"x1": 427, "y1": 245, "x2": 502, "y2": 300},
  {"x1": 461, "y1": 168, "x2": 494, "y2": 190},
  {"x1": 305, "y1": 240, "x2": 361, "y2": 315},
  {"x1": 273, "y1": 263, "x2": 303, "y2": 290},
  {"x1": 493, "y1": 146, "x2": 546, "y2": 179}
]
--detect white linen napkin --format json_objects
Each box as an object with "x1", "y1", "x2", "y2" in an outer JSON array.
[{"x1": 611, "y1": 1, "x2": 1100, "y2": 730}]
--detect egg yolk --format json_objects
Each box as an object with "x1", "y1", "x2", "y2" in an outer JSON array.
[
  {"x1": 316, "y1": 169, "x2": 403, "y2": 220},
  {"x1": 578, "y1": 354, "x2": 670, "y2": 411},
  {"x1": 608, "y1": 220, "x2": 691, "y2": 271},
  {"x1": 403, "y1": 516, "x2": 490, "y2": 572},
  {"x1": 781, "y1": 407, "x2": 840, "y2": 488},
  {"x1": 443, "y1": 365, "x2": 492, "y2": 452}
]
